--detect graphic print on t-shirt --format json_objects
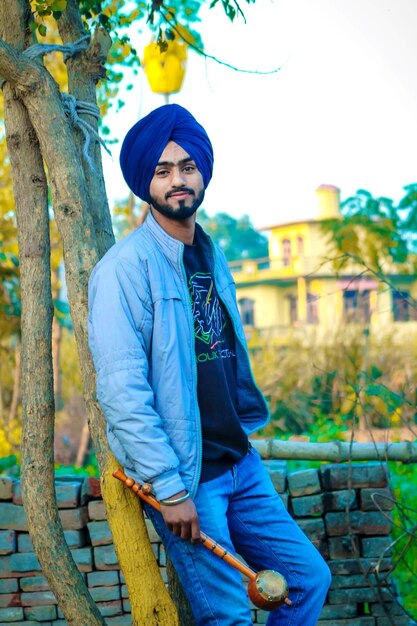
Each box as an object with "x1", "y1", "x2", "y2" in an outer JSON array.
[
  {"x1": 189, "y1": 272, "x2": 224, "y2": 345},
  {"x1": 183, "y1": 238, "x2": 248, "y2": 483},
  {"x1": 188, "y1": 272, "x2": 235, "y2": 362}
]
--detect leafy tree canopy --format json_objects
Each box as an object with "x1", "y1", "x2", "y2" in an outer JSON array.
[
  {"x1": 197, "y1": 209, "x2": 268, "y2": 261},
  {"x1": 30, "y1": 0, "x2": 257, "y2": 123},
  {"x1": 321, "y1": 183, "x2": 417, "y2": 272}
]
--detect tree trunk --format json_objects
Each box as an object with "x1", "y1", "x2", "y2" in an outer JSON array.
[
  {"x1": 0, "y1": 375, "x2": 4, "y2": 425},
  {"x1": 58, "y1": 0, "x2": 115, "y2": 259},
  {"x1": 0, "y1": 2, "x2": 179, "y2": 622},
  {"x1": 57, "y1": 5, "x2": 180, "y2": 622},
  {"x1": 101, "y1": 456, "x2": 180, "y2": 624},
  {"x1": 22, "y1": 61, "x2": 177, "y2": 624},
  {"x1": 167, "y1": 556, "x2": 195, "y2": 626},
  {"x1": 3, "y1": 80, "x2": 104, "y2": 626},
  {"x1": 0, "y1": 2, "x2": 104, "y2": 622}
]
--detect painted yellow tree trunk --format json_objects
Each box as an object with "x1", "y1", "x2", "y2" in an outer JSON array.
[{"x1": 101, "y1": 456, "x2": 179, "y2": 625}]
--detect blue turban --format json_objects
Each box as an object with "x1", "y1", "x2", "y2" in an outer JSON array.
[{"x1": 119, "y1": 104, "x2": 214, "y2": 203}]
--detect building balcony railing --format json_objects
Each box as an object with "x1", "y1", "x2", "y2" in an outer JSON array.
[
  {"x1": 229, "y1": 255, "x2": 338, "y2": 278},
  {"x1": 229, "y1": 254, "x2": 416, "y2": 280}
]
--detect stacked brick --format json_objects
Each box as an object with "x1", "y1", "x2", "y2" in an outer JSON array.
[
  {"x1": 0, "y1": 476, "x2": 136, "y2": 626},
  {"x1": 0, "y1": 463, "x2": 412, "y2": 626},
  {"x1": 284, "y1": 463, "x2": 411, "y2": 626}
]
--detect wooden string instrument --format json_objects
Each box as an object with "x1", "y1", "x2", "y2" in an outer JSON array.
[{"x1": 113, "y1": 468, "x2": 291, "y2": 610}]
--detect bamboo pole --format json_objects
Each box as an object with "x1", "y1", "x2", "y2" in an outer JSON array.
[{"x1": 252, "y1": 439, "x2": 417, "y2": 464}]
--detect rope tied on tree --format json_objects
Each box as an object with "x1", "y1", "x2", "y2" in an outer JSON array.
[
  {"x1": 0, "y1": 35, "x2": 111, "y2": 170},
  {"x1": 25, "y1": 35, "x2": 111, "y2": 170},
  {"x1": 61, "y1": 93, "x2": 111, "y2": 170},
  {"x1": 22, "y1": 35, "x2": 91, "y2": 62},
  {"x1": 0, "y1": 36, "x2": 90, "y2": 88}
]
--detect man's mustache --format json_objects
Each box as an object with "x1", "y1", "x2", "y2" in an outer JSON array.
[{"x1": 166, "y1": 188, "x2": 195, "y2": 199}]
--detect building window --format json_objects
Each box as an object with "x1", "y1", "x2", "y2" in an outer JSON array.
[
  {"x1": 343, "y1": 290, "x2": 370, "y2": 323},
  {"x1": 287, "y1": 295, "x2": 298, "y2": 324},
  {"x1": 238, "y1": 298, "x2": 255, "y2": 326},
  {"x1": 307, "y1": 293, "x2": 319, "y2": 324},
  {"x1": 297, "y1": 236, "x2": 304, "y2": 256},
  {"x1": 282, "y1": 238, "x2": 291, "y2": 266},
  {"x1": 392, "y1": 290, "x2": 416, "y2": 321}
]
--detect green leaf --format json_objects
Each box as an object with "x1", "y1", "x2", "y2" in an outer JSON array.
[
  {"x1": 156, "y1": 32, "x2": 168, "y2": 52},
  {"x1": 0, "y1": 455, "x2": 18, "y2": 472},
  {"x1": 365, "y1": 384, "x2": 404, "y2": 411},
  {"x1": 38, "y1": 23, "x2": 47, "y2": 37},
  {"x1": 99, "y1": 13, "x2": 110, "y2": 26},
  {"x1": 387, "y1": 390, "x2": 404, "y2": 410},
  {"x1": 52, "y1": 0, "x2": 67, "y2": 10},
  {"x1": 366, "y1": 383, "x2": 386, "y2": 397},
  {"x1": 369, "y1": 365, "x2": 383, "y2": 381}
]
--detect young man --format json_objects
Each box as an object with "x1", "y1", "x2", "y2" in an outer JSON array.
[{"x1": 88, "y1": 104, "x2": 331, "y2": 625}]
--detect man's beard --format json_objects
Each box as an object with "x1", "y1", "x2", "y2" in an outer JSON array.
[{"x1": 150, "y1": 188, "x2": 205, "y2": 221}]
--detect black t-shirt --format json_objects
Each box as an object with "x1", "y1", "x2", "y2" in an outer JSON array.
[{"x1": 183, "y1": 231, "x2": 248, "y2": 483}]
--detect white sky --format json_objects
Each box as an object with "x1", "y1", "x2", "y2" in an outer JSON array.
[{"x1": 102, "y1": 0, "x2": 417, "y2": 229}]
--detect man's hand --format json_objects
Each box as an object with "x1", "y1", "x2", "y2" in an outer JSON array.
[{"x1": 160, "y1": 491, "x2": 200, "y2": 543}]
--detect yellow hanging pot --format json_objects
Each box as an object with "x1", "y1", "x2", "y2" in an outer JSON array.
[{"x1": 143, "y1": 39, "x2": 187, "y2": 95}]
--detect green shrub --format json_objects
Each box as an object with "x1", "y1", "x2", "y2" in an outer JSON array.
[
  {"x1": 252, "y1": 328, "x2": 416, "y2": 437},
  {"x1": 389, "y1": 462, "x2": 417, "y2": 617}
]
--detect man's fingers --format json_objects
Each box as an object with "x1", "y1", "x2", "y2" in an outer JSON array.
[
  {"x1": 190, "y1": 517, "x2": 200, "y2": 544},
  {"x1": 169, "y1": 522, "x2": 192, "y2": 540},
  {"x1": 170, "y1": 521, "x2": 199, "y2": 542},
  {"x1": 180, "y1": 522, "x2": 191, "y2": 540},
  {"x1": 170, "y1": 523, "x2": 181, "y2": 537},
  {"x1": 161, "y1": 499, "x2": 199, "y2": 542}
]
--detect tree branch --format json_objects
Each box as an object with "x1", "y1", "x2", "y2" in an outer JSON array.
[
  {"x1": 0, "y1": 38, "x2": 32, "y2": 85},
  {"x1": 58, "y1": 0, "x2": 114, "y2": 258}
]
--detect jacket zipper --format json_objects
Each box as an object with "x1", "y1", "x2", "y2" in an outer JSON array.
[
  {"x1": 179, "y1": 248, "x2": 202, "y2": 498},
  {"x1": 208, "y1": 239, "x2": 270, "y2": 431}
]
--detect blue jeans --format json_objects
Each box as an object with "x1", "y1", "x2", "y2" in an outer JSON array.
[{"x1": 145, "y1": 447, "x2": 331, "y2": 625}]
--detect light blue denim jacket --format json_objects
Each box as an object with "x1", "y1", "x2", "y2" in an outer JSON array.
[{"x1": 88, "y1": 212, "x2": 269, "y2": 500}]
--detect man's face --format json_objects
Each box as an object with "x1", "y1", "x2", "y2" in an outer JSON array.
[{"x1": 149, "y1": 141, "x2": 205, "y2": 221}]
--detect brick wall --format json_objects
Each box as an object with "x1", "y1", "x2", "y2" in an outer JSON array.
[{"x1": 0, "y1": 462, "x2": 412, "y2": 626}]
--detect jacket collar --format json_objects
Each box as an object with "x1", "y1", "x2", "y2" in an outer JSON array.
[
  {"x1": 143, "y1": 210, "x2": 184, "y2": 266},
  {"x1": 142, "y1": 210, "x2": 214, "y2": 268}
]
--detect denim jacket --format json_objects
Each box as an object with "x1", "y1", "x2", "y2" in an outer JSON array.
[{"x1": 88, "y1": 212, "x2": 269, "y2": 500}]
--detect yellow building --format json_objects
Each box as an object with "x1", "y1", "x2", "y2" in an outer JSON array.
[{"x1": 231, "y1": 185, "x2": 417, "y2": 346}]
